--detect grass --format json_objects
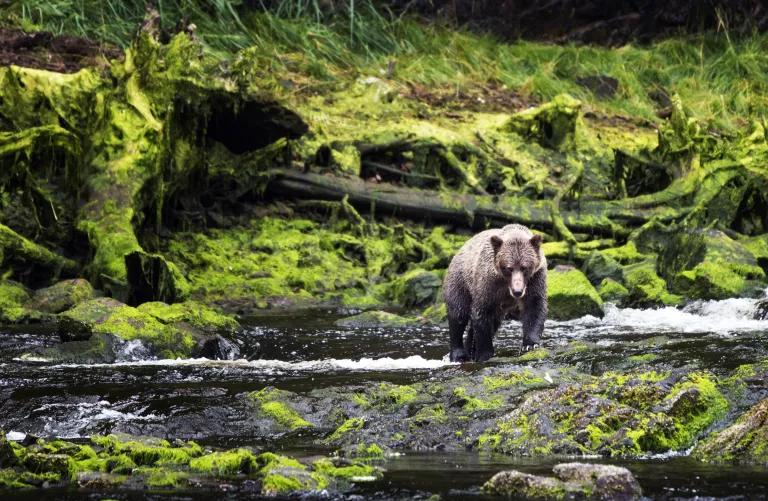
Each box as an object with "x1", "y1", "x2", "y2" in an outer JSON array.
[{"x1": 4, "y1": 0, "x2": 768, "y2": 129}]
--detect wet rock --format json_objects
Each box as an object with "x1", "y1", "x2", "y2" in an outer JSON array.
[
  {"x1": 577, "y1": 75, "x2": 619, "y2": 99},
  {"x1": 694, "y1": 398, "x2": 768, "y2": 463},
  {"x1": 547, "y1": 266, "x2": 604, "y2": 320},
  {"x1": 193, "y1": 335, "x2": 240, "y2": 360},
  {"x1": 583, "y1": 251, "x2": 624, "y2": 286},
  {"x1": 0, "y1": 431, "x2": 19, "y2": 468},
  {"x1": 24, "y1": 278, "x2": 95, "y2": 314},
  {"x1": 335, "y1": 310, "x2": 416, "y2": 328},
  {"x1": 658, "y1": 228, "x2": 765, "y2": 299},
  {"x1": 389, "y1": 269, "x2": 442, "y2": 309},
  {"x1": 483, "y1": 462, "x2": 642, "y2": 500}
]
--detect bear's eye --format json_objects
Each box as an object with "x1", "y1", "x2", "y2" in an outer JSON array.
[{"x1": 502, "y1": 265, "x2": 513, "y2": 275}]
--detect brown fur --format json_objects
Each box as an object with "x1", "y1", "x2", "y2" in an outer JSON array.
[{"x1": 443, "y1": 224, "x2": 548, "y2": 362}]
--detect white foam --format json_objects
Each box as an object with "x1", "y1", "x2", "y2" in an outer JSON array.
[
  {"x1": 33, "y1": 401, "x2": 161, "y2": 439},
  {"x1": 45, "y1": 355, "x2": 455, "y2": 372},
  {"x1": 6, "y1": 431, "x2": 26, "y2": 441}
]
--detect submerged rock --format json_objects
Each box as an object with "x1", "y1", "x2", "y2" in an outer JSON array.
[
  {"x1": 335, "y1": 310, "x2": 416, "y2": 328},
  {"x1": 483, "y1": 462, "x2": 642, "y2": 500},
  {"x1": 547, "y1": 267, "x2": 603, "y2": 320},
  {"x1": 24, "y1": 278, "x2": 95, "y2": 314}
]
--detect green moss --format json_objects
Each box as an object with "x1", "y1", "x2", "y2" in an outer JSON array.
[
  {"x1": 137, "y1": 301, "x2": 239, "y2": 334},
  {"x1": 326, "y1": 418, "x2": 365, "y2": 442},
  {"x1": 453, "y1": 387, "x2": 503, "y2": 412},
  {"x1": 482, "y1": 370, "x2": 548, "y2": 391},
  {"x1": 0, "y1": 280, "x2": 32, "y2": 323},
  {"x1": 547, "y1": 268, "x2": 603, "y2": 320},
  {"x1": 601, "y1": 242, "x2": 649, "y2": 264},
  {"x1": 628, "y1": 353, "x2": 658, "y2": 363},
  {"x1": 479, "y1": 370, "x2": 725, "y2": 457},
  {"x1": 517, "y1": 348, "x2": 551, "y2": 362},
  {"x1": 675, "y1": 262, "x2": 749, "y2": 300},
  {"x1": 374, "y1": 383, "x2": 418, "y2": 407},
  {"x1": 354, "y1": 443, "x2": 385, "y2": 458},
  {"x1": 598, "y1": 278, "x2": 630, "y2": 303},
  {"x1": 312, "y1": 458, "x2": 378, "y2": 481},
  {"x1": 250, "y1": 388, "x2": 313, "y2": 430},
  {"x1": 189, "y1": 449, "x2": 257, "y2": 476}
]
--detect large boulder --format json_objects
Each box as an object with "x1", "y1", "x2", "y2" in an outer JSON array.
[
  {"x1": 658, "y1": 228, "x2": 765, "y2": 299},
  {"x1": 622, "y1": 260, "x2": 681, "y2": 307},
  {"x1": 547, "y1": 267, "x2": 603, "y2": 320},
  {"x1": 24, "y1": 279, "x2": 95, "y2": 314},
  {"x1": 483, "y1": 463, "x2": 642, "y2": 500}
]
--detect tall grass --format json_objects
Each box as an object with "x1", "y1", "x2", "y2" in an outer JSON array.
[{"x1": 7, "y1": 0, "x2": 768, "y2": 129}]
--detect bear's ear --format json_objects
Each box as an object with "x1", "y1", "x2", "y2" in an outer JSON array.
[
  {"x1": 490, "y1": 235, "x2": 504, "y2": 253},
  {"x1": 530, "y1": 234, "x2": 543, "y2": 249}
]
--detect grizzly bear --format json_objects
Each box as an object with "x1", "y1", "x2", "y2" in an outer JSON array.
[{"x1": 443, "y1": 224, "x2": 547, "y2": 362}]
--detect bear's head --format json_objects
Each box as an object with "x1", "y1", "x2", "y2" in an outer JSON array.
[{"x1": 490, "y1": 233, "x2": 543, "y2": 298}]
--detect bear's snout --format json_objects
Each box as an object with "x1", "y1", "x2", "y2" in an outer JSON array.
[{"x1": 510, "y1": 272, "x2": 526, "y2": 298}]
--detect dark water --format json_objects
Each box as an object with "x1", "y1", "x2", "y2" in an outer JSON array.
[{"x1": 2, "y1": 298, "x2": 768, "y2": 499}]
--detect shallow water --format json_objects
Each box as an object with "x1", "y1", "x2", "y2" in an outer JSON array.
[{"x1": 2, "y1": 294, "x2": 768, "y2": 499}]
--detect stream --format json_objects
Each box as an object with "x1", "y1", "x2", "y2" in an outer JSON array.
[{"x1": 2, "y1": 295, "x2": 768, "y2": 499}]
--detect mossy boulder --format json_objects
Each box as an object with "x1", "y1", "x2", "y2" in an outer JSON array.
[
  {"x1": 335, "y1": 310, "x2": 416, "y2": 328},
  {"x1": 622, "y1": 260, "x2": 682, "y2": 307},
  {"x1": 483, "y1": 463, "x2": 642, "y2": 500},
  {"x1": 598, "y1": 278, "x2": 630, "y2": 304},
  {"x1": 24, "y1": 279, "x2": 95, "y2": 314},
  {"x1": 547, "y1": 267, "x2": 603, "y2": 320},
  {"x1": 55, "y1": 298, "x2": 238, "y2": 360},
  {"x1": 0, "y1": 280, "x2": 52, "y2": 324},
  {"x1": 583, "y1": 251, "x2": 624, "y2": 286},
  {"x1": 659, "y1": 228, "x2": 765, "y2": 299},
  {"x1": 694, "y1": 398, "x2": 768, "y2": 463}
]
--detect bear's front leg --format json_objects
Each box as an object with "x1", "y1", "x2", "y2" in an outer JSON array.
[
  {"x1": 471, "y1": 306, "x2": 498, "y2": 362},
  {"x1": 448, "y1": 312, "x2": 470, "y2": 362},
  {"x1": 521, "y1": 270, "x2": 547, "y2": 351}
]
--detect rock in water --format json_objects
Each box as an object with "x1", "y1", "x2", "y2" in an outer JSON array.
[
  {"x1": 194, "y1": 335, "x2": 240, "y2": 360},
  {"x1": 755, "y1": 298, "x2": 768, "y2": 320},
  {"x1": 694, "y1": 398, "x2": 768, "y2": 463},
  {"x1": 482, "y1": 462, "x2": 642, "y2": 500}
]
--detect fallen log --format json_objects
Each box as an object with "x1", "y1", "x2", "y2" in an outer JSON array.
[{"x1": 264, "y1": 168, "x2": 692, "y2": 237}]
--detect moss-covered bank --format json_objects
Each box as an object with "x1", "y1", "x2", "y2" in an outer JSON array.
[{"x1": 0, "y1": 431, "x2": 380, "y2": 494}]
